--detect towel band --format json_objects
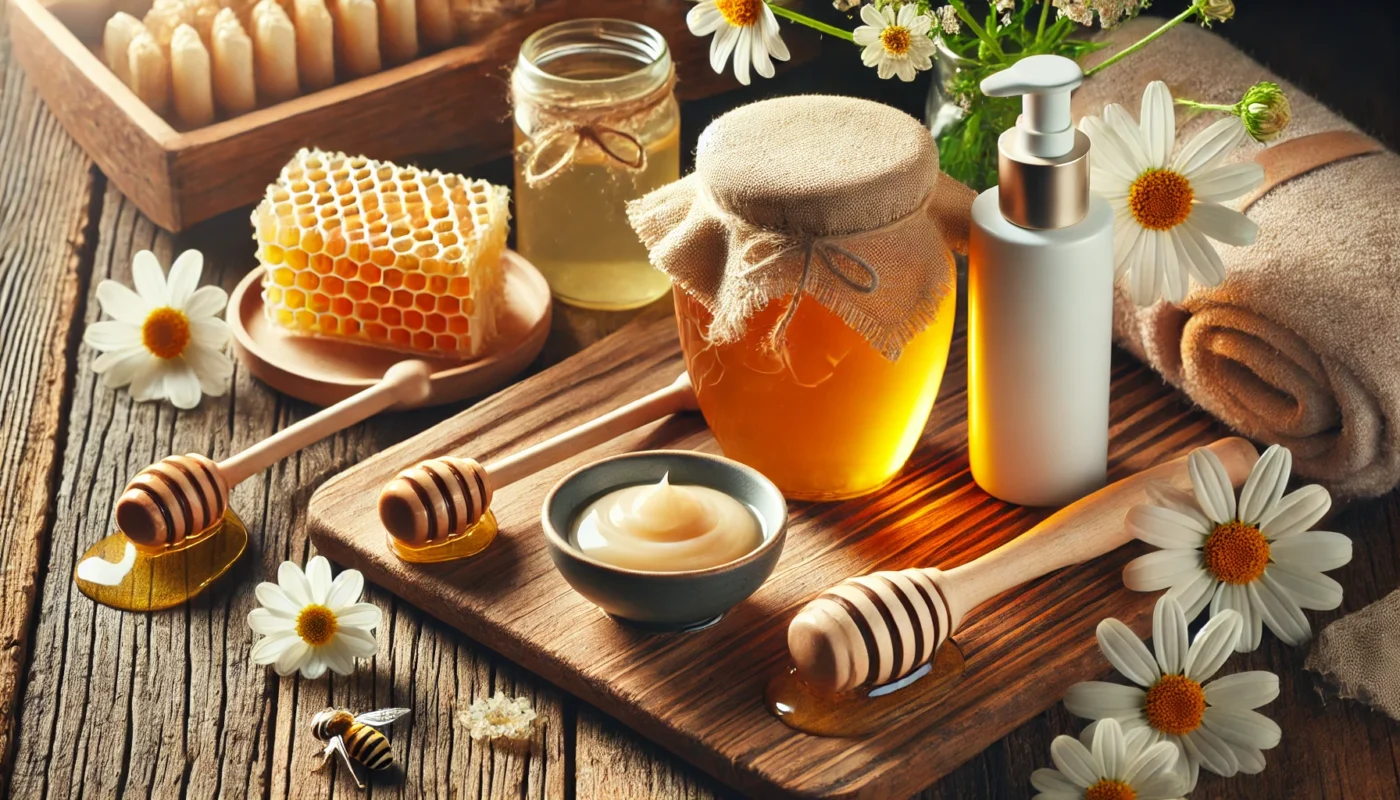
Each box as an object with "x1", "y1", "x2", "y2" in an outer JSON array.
[{"x1": 1241, "y1": 130, "x2": 1384, "y2": 211}]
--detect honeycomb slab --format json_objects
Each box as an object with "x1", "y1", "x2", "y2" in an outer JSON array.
[{"x1": 253, "y1": 148, "x2": 509, "y2": 359}]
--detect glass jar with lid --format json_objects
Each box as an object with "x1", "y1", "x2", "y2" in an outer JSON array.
[{"x1": 512, "y1": 18, "x2": 678, "y2": 311}]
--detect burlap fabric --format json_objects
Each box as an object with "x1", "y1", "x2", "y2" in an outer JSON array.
[
  {"x1": 627, "y1": 95, "x2": 974, "y2": 360},
  {"x1": 1306, "y1": 590, "x2": 1400, "y2": 721},
  {"x1": 1076, "y1": 18, "x2": 1400, "y2": 499}
]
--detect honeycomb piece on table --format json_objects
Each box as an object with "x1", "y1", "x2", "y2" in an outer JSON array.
[{"x1": 252, "y1": 148, "x2": 510, "y2": 359}]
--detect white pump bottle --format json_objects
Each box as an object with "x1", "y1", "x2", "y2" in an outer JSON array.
[{"x1": 968, "y1": 55, "x2": 1114, "y2": 507}]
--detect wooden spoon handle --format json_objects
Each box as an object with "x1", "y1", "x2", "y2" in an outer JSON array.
[
  {"x1": 934, "y1": 437, "x2": 1259, "y2": 628},
  {"x1": 218, "y1": 360, "x2": 432, "y2": 486},
  {"x1": 482, "y1": 373, "x2": 698, "y2": 490}
]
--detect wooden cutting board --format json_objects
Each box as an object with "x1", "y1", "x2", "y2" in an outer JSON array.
[{"x1": 307, "y1": 307, "x2": 1228, "y2": 799}]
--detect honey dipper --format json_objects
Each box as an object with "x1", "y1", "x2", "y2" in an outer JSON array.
[
  {"x1": 786, "y1": 437, "x2": 1259, "y2": 695},
  {"x1": 116, "y1": 360, "x2": 432, "y2": 549},
  {"x1": 379, "y1": 373, "x2": 698, "y2": 546}
]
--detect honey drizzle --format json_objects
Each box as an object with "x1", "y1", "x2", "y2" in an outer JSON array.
[{"x1": 765, "y1": 641, "x2": 966, "y2": 737}]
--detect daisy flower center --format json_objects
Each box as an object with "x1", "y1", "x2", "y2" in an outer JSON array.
[
  {"x1": 295, "y1": 604, "x2": 339, "y2": 646},
  {"x1": 715, "y1": 0, "x2": 761, "y2": 27},
  {"x1": 880, "y1": 25, "x2": 913, "y2": 56},
  {"x1": 1144, "y1": 673, "x2": 1206, "y2": 735},
  {"x1": 141, "y1": 307, "x2": 192, "y2": 359},
  {"x1": 1127, "y1": 169, "x2": 1194, "y2": 231},
  {"x1": 1085, "y1": 778, "x2": 1137, "y2": 800},
  {"x1": 1203, "y1": 520, "x2": 1271, "y2": 585}
]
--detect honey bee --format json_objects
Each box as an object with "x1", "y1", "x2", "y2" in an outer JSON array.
[{"x1": 310, "y1": 706, "x2": 411, "y2": 788}]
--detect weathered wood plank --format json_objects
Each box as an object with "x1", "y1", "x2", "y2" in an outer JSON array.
[
  {"x1": 575, "y1": 705, "x2": 733, "y2": 800},
  {"x1": 7, "y1": 188, "x2": 569, "y2": 799},
  {"x1": 0, "y1": 3, "x2": 96, "y2": 791}
]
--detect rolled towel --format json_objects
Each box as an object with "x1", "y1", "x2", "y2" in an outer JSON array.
[{"x1": 1072, "y1": 18, "x2": 1399, "y2": 499}]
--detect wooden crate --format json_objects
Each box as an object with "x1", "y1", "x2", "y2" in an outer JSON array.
[{"x1": 7, "y1": 0, "x2": 777, "y2": 231}]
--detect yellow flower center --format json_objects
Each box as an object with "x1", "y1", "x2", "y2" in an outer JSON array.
[
  {"x1": 142, "y1": 307, "x2": 192, "y2": 359},
  {"x1": 715, "y1": 0, "x2": 761, "y2": 27},
  {"x1": 1086, "y1": 779, "x2": 1137, "y2": 800},
  {"x1": 296, "y1": 604, "x2": 338, "y2": 646},
  {"x1": 1144, "y1": 673, "x2": 1206, "y2": 735},
  {"x1": 880, "y1": 25, "x2": 912, "y2": 55},
  {"x1": 1203, "y1": 520, "x2": 1271, "y2": 584},
  {"x1": 1128, "y1": 169, "x2": 1194, "y2": 231}
]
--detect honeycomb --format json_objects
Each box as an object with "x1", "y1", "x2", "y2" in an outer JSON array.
[{"x1": 252, "y1": 148, "x2": 510, "y2": 359}]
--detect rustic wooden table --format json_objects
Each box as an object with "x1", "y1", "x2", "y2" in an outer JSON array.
[{"x1": 3, "y1": 2, "x2": 1399, "y2": 798}]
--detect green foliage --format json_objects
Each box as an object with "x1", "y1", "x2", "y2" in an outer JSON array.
[{"x1": 930, "y1": 0, "x2": 1121, "y2": 190}]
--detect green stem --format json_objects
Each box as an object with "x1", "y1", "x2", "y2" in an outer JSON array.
[
  {"x1": 1083, "y1": 1, "x2": 1202, "y2": 78},
  {"x1": 766, "y1": 2, "x2": 854, "y2": 42},
  {"x1": 948, "y1": 0, "x2": 1005, "y2": 59},
  {"x1": 1176, "y1": 98, "x2": 1240, "y2": 114},
  {"x1": 1036, "y1": 0, "x2": 1050, "y2": 40}
]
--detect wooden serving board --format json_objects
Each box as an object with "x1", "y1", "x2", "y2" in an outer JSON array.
[{"x1": 307, "y1": 308, "x2": 1229, "y2": 799}]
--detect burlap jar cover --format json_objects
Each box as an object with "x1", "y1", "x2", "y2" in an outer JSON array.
[{"x1": 627, "y1": 95, "x2": 975, "y2": 360}]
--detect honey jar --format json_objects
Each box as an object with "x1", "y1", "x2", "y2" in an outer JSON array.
[
  {"x1": 512, "y1": 18, "x2": 679, "y2": 311},
  {"x1": 630, "y1": 95, "x2": 974, "y2": 500}
]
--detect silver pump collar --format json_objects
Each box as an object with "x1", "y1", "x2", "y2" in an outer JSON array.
[{"x1": 996, "y1": 126, "x2": 1091, "y2": 230}]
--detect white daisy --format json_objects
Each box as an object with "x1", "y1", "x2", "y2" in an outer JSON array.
[
  {"x1": 1031, "y1": 717, "x2": 1186, "y2": 800},
  {"x1": 1124, "y1": 444, "x2": 1352, "y2": 652},
  {"x1": 852, "y1": 3, "x2": 936, "y2": 82},
  {"x1": 84, "y1": 249, "x2": 233, "y2": 410},
  {"x1": 687, "y1": 0, "x2": 791, "y2": 86},
  {"x1": 1065, "y1": 598, "x2": 1282, "y2": 792},
  {"x1": 248, "y1": 556, "x2": 381, "y2": 679},
  {"x1": 1080, "y1": 81, "x2": 1265, "y2": 306}
]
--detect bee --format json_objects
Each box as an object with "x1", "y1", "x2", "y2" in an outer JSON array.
[{"x1": 310, "y1": 706, "x2": 411, "y2": 788}]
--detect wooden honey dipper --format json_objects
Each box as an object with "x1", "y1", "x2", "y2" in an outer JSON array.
[
  {"x1": 786, "y1": 437, "x2": 1259, "y2": 695},
  {"x1": 379, "y1": 372, "x2": 698, "y2": 546},
  {"x1": 115, "y1": 361, "x2": 432, "y2": 550}
]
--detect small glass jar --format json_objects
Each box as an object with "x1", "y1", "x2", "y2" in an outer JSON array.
[
  {"x1": 512, "y1": 19, "x2": 679, "y2": 311},
  {"x1": 675, "y1": 268, "x2": 958, "y2": 502}
]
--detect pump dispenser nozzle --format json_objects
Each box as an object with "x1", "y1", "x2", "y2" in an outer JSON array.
[
  {"x1": 980, "y1": 54, "x2": 1091, "y2": 230},
  {"x1": 981, "y1": 55, "x2": 1082, "y2": 159}
]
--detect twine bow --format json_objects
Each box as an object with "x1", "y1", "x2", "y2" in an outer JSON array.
[
  {"x1": 769, "y1": 240, "x2": 881, "y2": 347},
  {"x1": 513, "y1": 65, "x2": 676, "y2": 189},
  {"x1": 521, "y1": 123, "x2": 648, "y2": 187}
]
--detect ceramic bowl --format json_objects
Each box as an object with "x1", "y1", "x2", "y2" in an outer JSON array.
[{"x1": 541, "y1": 450, "x2": 788, "y2": 632}]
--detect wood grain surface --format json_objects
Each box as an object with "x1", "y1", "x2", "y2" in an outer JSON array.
[
  {"x1": 2, "y1": 1, "x2": 1400, "y2": 797},
  {"x1": 305, "y1": 301, "x2": 1250, "y2": 799}
]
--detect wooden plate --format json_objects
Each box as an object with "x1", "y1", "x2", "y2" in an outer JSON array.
[{"x1": 228, "y1": 251, "x2": 552, "y2": 408}]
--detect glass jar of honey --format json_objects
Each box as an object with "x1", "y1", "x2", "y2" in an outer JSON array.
[
  {"x1": 630, "y1": 95, "x2": 974, "y2": 500},
  {"x1": 512, "y1": 19, "x2": 678, "y2": 311},
  {"x1": 676, "y1": 281, "x2": 956, "y2": 500}
]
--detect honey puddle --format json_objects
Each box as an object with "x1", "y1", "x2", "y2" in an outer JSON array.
[{"x1": 765, "y1": 641, "x2": 966, "y2": 737}]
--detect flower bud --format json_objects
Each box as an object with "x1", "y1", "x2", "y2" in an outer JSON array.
[
  {"x1": 1200, "y1": 0, "x2": 1234, "y2": 23},
  {"x1": 1237, "y1": 81, "x2": 1291, "y2": 142}
]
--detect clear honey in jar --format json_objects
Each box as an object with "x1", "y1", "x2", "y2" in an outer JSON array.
[
  {"x1": 677, "y1": 273, "x2": 956, "y2": 501},
  {"x1": 512, "y1": 19, "x2": 678, "y2": 311}
]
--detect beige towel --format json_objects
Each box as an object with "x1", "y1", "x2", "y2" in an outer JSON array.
[{"x1": 1073, "y1": 19, "x2": 1400, "y2": 499}]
